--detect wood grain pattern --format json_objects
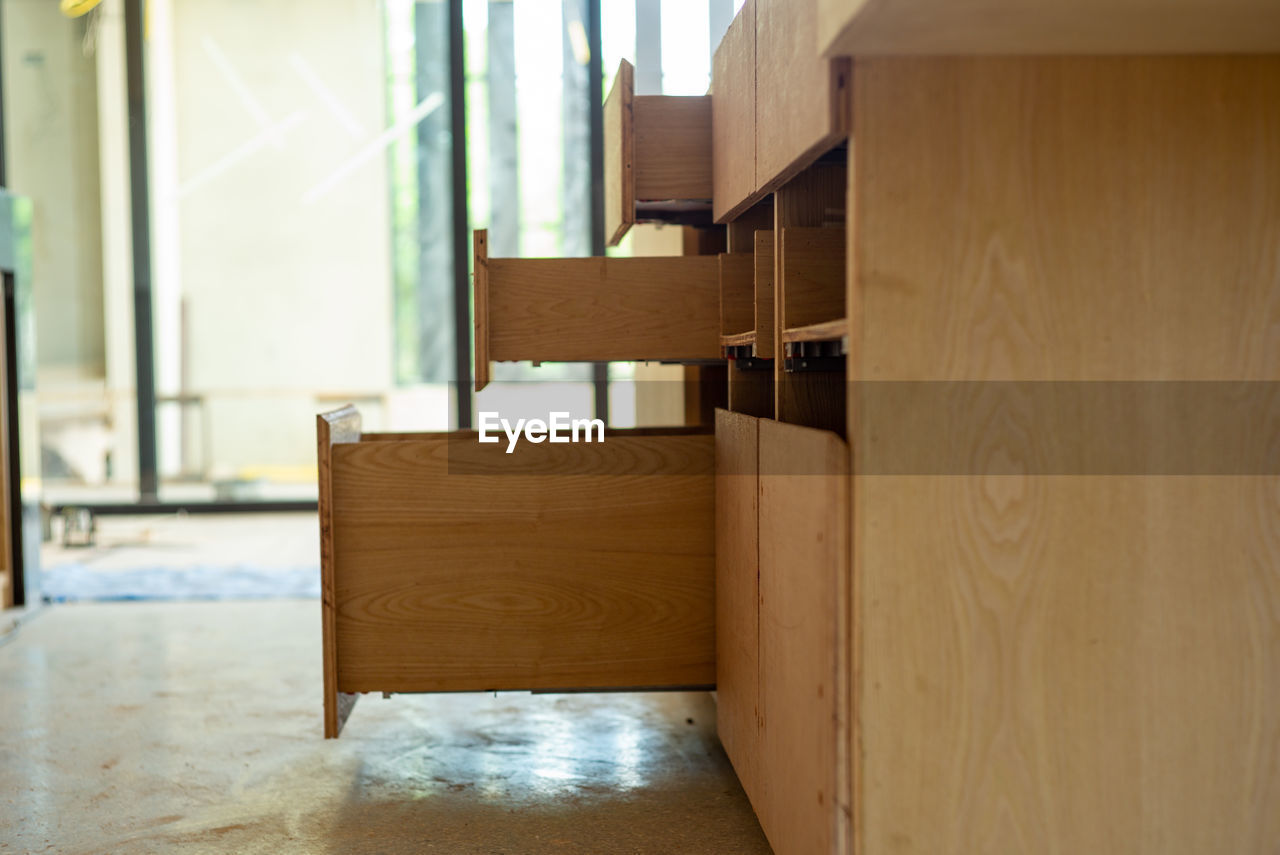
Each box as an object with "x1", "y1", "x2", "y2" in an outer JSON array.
[
  {"x1": 633, "y1": 96, "x2": 713, "y2": 201},
  {"x1": 683, "y1": 365, "x2": 729, "y2": 428},
  {"x1": 604, "y1": 59, "x2": 635, "y2": 247},
  {"x1": 473, "y1": 230, "x2": 490, "y2": 391},
  {"x1": 755, "y1": 0, "x2": 850, "y2": 194},
  {"x1": 754, "y1": 230, "x2": 775, "y2": 360},
  {"x1": 780, "y1": 227, "x2": 846, "y2": 331},
  {"x1": 721, "y1": 252, "x2": 756, "y2": 337},
  {"x1": 485, "y1": 254, "x2": 721, "y2": 365},
  {"x1": 683, "y1": 225, "x2": 727, "y2": 257},
  {"x1": 317, "y1": 405, "x2": 362, "y2": 738},
  {"x1": 758, "y1": 419, "x2": 850, "y2": 855},
  {"x1": 849, "y1": 57, "x2": 1280, "y2": 854},
  {"x1": 720, "y1": 331, "x2": 757, "y2": 349},
  {"x1": 728, "y1": 363, "x2": 774, "y2": 419},
  {"x1": 818, "y1": 0, "x2": 1280, "y2": 56},
  {"x1": 712, "y1": 0, "x2": 759, "y2": 222},
  {"x1": 329, "y1": 431, "x2": 716, "y2": 692},
  {"x1": 727, "y1": 202, "x2": 774, "y2": 254},
  {"x1": 715, "y1": 409, "x2": 762, "y2": 807}
]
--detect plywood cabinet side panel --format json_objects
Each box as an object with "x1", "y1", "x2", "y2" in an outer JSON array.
[
  {"x1": 758, "y1": 419, "x2": 850, "y2": 855},
  {"x1": 486, "y1": 255, "x2": 721, "y2": 363},
  {"x1": 817, "y1": 0, "x2": 1280, "y2": 56},
  {"x1": 756, "y1": 0, "x2": 849, "y2": 193},
  {"x1": 715, "y1": 409, "x2": 762, "y2": 807},
  {"x1": 712, "y1": 0, "x2": 758, "y2": 222},
  {"x1": 633, "y1": 96, "x2": 713, "y2": 201},
  {"x1": 330, "y1": 435, "x2": 716, "y2": 693},
  {"x1": 850, "y1": 56, "x2": 1280, "y2": 855},
  {"x1": 605, "y1": 60, "x2": 635, "y2": 247}
]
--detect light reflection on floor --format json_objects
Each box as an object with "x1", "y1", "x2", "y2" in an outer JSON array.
[{"x1": 0, "y1": 601, "x2": 772, "y2": 854}]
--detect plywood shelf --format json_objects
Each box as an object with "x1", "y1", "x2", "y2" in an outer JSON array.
[
  {"x1": 781, "y1": 318, "x2": 848, "y2": 345},
  {"x1": 720, "y1": 330, "x2": 757, "y2": 349},
  {"x1": 605, "y1": 60, "x2": 713, "y2": 246}
]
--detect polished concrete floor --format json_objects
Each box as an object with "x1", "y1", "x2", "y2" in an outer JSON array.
[{"x1": 0, "y1": 601, "x2": 770, "y2": 854}]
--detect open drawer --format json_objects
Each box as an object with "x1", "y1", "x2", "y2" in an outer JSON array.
[
  {"x1": 605, "y1": 59, "x2": 713, "y2": 245},
  {"x1": 317, "y1": 406, "x2": 716, "y2": 737},
  {"x1": 473, "y1": 229, "x2": 722, "y2": 390}
]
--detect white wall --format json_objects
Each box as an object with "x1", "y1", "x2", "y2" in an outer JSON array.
[{"x1": 157, "y1": 0, "x2": 394, "y2": 476}]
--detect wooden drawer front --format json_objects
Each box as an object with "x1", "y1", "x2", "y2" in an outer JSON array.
[
  {"x1": 712, "y1": 0, "x2": 758, "y2": 222},
  {"x1": 605, "y1": 59, "x2": 713, "y2": 246},
  {"x1": 328, "y1": 427, "x2": 716, "y2": 696},
  {"x1": 715, "y1": 409, "x2": 762, "y2": 807},
  {"x1": 755, "y1": 0, "x2": 849, "y2": 192},
  {"x1": 758, "y1": 419, "x2": 849, "y2": 855},
  {"x1": 474, "y1": 230, "x2": 721, "y2": 390}
]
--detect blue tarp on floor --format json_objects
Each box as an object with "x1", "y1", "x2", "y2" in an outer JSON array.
[{"x1": 40, "y1": 564, "x2": 321, "y2": 601}]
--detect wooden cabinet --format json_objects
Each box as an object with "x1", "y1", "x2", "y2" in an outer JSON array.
[
  {"x1": 847, "y1": 56, "x2": 1280, "y2": 855},
  {"x1": 712, "y1": 0, "x2": 758, "y2": 222},
  {"x1": 715, "y1": 410, "x2": 851, "y2": 855},
  {"x1": 758, "y1": 418, "x2": 850, "y2": 855},
  {"x1": 816, "y1": 0, "x2": 1280, "y2": 55},
  {"x1": 754, "y1": 0, "x2": 849, "y2": 192},
  {"x1": 318, "y1": 407, "x2": 716, "y2": 738},
  {"x1": 713, "y1": 0, "x2": 850, "y2": 221},
  {"x1": 715, "y1": 409, "x2": 761, "y2": 805},
  {"x1": 605, "y1": 60, "x2": 713, "y2": 246},
  {"x1": 473, "y1": 230, "x2": 721, "y2": 390}
]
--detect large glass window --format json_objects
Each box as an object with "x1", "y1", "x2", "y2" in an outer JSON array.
[{"x1": 1, "y1": 0, "x2": 732, "y2": 510}]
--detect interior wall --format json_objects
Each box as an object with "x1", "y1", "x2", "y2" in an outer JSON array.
[{"x1": 2, "y1": 0, "x2": 107, "y2": 378}]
